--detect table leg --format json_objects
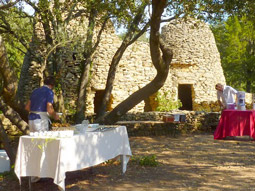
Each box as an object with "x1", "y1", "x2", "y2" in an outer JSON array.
[
  {"x1": 29, "y1": 177, "x2": 32, "y2": 191},
  {"x1": 19, "y1": 177, "x2": 32, "y2": 191},
  {"x1": 120, "y1": 155, "x2": 129, "y2": 175},
  {"x1": 120, "y1": 155, "x2": 124, "y2": 175}
]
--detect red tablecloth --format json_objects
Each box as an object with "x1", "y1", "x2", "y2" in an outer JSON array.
[{"x1": 214, "y1": 110, "x2": 255, "y2": 139}]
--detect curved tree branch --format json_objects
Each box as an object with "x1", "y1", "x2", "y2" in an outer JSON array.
[
  {"x1": 96, "y1": 2, "x2": 148, "y2": 119},
  {"x1": 0, "y1": 35, "x2": 29, "y2": 129},
  {"x1": 0, "y1": 98, "x2": 29, "y2": 134},
  {"x1": 97, "y1": 0, "x2": 172, "y2": 124},
  {"x1": 0, "y1": 0, "x2": 19, "y2": 10},
  {"x1": 0, "y1": 35, "x2": 17, "y2": 103}
]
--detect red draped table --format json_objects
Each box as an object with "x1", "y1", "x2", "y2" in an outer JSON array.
[{"x1": 214, "y1": 109, "x2": 255, "y2": 139}]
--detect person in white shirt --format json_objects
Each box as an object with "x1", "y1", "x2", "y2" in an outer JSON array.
[{"x1": 215, "y1": 83, "x2": 238, "y2": 109}]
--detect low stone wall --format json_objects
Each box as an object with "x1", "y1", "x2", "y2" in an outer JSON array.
[
  {"x1": 117, "y1": 111, "x2": 220, "y2": 134},
  {"x1": 123, "y1": 110, "x2": 218, "y2": 121},
  {"x1": 116, "y1": 121, "x2": 184, "y2": 136},
  {"x1": 86, "y1": 111, "x2": 221, "y2": 136},
  {"x1": 0, "y1": 110, "x2": 220, "y2": 135}
]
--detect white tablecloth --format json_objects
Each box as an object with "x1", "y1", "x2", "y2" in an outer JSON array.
[{"x1": 14, "y1": 126, "x2": 132, "y2": 191}]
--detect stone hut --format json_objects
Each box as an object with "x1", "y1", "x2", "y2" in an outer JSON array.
[
  {"x1": 85, "y1": 18, "x2": 227, "y2": 113},
  {"x1": 160, "y1": 18, "x2": 226, "y2": 111},
  {"x1": 19, "y1": 17, "x2": 228, "y2": 115}
]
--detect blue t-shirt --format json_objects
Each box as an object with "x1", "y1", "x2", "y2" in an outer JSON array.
[{"x1": 28, "y1": 86, "x2": 54, "y2": 120}]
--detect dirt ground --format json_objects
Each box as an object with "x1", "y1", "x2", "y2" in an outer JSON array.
[{"x1": 2, "y1": 133, "x2": 255, "y2": 191}]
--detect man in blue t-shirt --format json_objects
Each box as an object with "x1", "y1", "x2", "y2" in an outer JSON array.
[{"x1": 25, "y1": 76, "x2": 60, "y2": 132}]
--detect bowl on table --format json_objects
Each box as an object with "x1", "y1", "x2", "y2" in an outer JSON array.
[{"x1": 75, "y1": 124, "x2": 88, "y2": 134}]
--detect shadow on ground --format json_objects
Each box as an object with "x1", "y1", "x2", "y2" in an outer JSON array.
[{"x1": 1, "y1": 133, "x2": 255, "y2": 191}]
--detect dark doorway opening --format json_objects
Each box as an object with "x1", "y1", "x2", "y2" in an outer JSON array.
[
  {"x1": 178, "y1": 84, "x2": 193, "y2": 110},
  {"x1": 94, "y1": 90, "x2": 113, "y2": 114}
]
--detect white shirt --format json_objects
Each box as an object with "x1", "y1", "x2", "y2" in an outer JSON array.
[{"x1": 217, "y1": 85, "x2": 238, "y2": 107}]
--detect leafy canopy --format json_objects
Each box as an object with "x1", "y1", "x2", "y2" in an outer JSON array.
[{"x1": 212, "y1": 15, "x2": 255, "y2": 92}]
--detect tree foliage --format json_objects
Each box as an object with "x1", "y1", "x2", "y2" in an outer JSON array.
[
  {"x1": 0, "y1": 7, "x2": 33, "y2": 78},
  {"x1": 0, "y1": 0, "x2": 255, "y2": 126},
  {"x1": 212, "y1": 15, "x2": 255, "y2": 92}
]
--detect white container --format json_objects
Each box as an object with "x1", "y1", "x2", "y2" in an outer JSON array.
[
  {"x1": 237, "y1": 91, "x2": 246, "y2": 110},
  {"x1": 174, "y1": 114, "x2": 180, "y2": 122},
  {"x1": 240, "y1": 105, "x2": 246, "y2": 111},
  {"x1": 238, "y1": 91, "x2": 245, "y2": 99},
  {"x1": 0, "y1": 150, "x2": 10, "y2": 173},
  {"x1": 75, "y1": 124, "x2": 87, "y2": 134},
  {"x1": 82, "y1": 120, "x2": 89, "y2": 126},
  {"x1": 237, "y1": 91, "x2": 245, "y2": 105}
]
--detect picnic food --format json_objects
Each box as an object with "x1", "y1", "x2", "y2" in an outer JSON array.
[{"x1": 52, "y1": 122, "x2": 71, "y2": 127}]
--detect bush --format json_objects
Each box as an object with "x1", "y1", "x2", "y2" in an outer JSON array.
[
  {"x1": 155, "y1": 91, "x2": 182, "y2": 111},
  {"x1": 131, "y1": 154, "x2": 159, "y2": 167}
]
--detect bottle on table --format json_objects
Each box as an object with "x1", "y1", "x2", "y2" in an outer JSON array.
[{"x1": 237, "y1": 91, "x2": 246, "y2": 111}]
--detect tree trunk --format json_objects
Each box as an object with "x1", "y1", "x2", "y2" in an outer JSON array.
[
  {"x1": 96, "y1": 43, "x2": 130, "y2": 120},
  {"x1": 0, "y1": 119, "x2": 15, "y2": 165},
  {"x1": 75, "y1": 59, "x2": 91, "y2": 123},
  {"x1": 246, "y1": 79, "x2": 251, "y2": 92},
  {"x1": 0, "y1": 36, "x2": 18, "y2": 105},
  {"x1": 98, "y1": 0, "x2": 171, "y2": 124},
  {"x1": 75, "y1": 8, "x2": 98, "y2": 123},
  {"x1": 102, "y1": 71, "x2": 170, "y2": 124},
  {"x1": 0, "y1": 35, "x2": 29, "y2": 130},
  {"x1": 96, "y1": 4, "x2": 147, "y2": 119},
  {"x1": 17, "y1": 49, "x2": 32, "y2": 104},
  {"x1": 0, "y1": 98, "x2": 29, "y2": 134}
]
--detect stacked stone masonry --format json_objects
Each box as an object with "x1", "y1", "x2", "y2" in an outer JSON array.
[{"x1": 19, "y1": 14, "x2": 252, "y2": 114}]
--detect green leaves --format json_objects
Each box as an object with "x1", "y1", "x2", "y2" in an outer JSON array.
[
  {"x1": 155, "y1": 91, "x2": 182, "y2": 112},
  {"x1": 212, "y1": 15, "x2": 255, "y2": 92},
  {"x1": 0, "y1": 7, "x2": 33, "y2": 78},
  {"x1": 131, "y1": 154, "x2": 159, "y2": 167}
]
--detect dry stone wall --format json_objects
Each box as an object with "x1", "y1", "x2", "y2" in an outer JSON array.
[
  {"x1": 20, "y1": 15, "x2": 232, "y2": 115},
  {"x1": 160, "y1": 18, "x2": 226, "y2": 110},
  {"x1": 87, "y1": 40, "x2": 153, "y2": 113},
  {"x1": 87, "y1": 18, "x2": 228, "y2": 114}
]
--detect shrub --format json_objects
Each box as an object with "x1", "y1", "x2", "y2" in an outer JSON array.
[
  {"x1": 155, "y1": 91, "x2": 182, "y2": 111},
  {"x1": 131, "y1": 154, "x2": 159, "y2": 167}
]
